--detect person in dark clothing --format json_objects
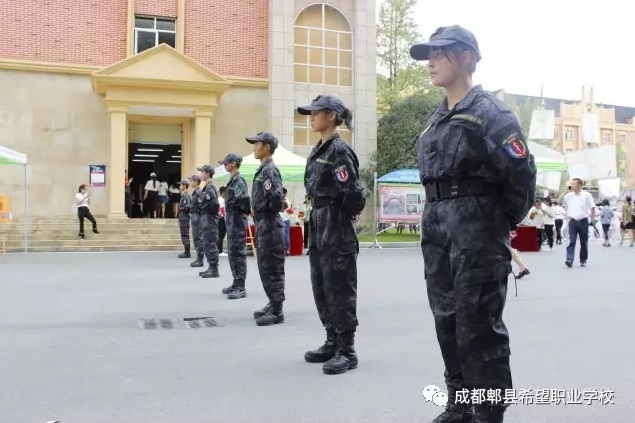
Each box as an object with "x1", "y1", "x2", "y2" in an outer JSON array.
[
  {"x1": 218, "y1": 186, "x2": 227, "y2": 254},
  {"x1": 218, "y1": 154, "x2": 251, "y2": 300},
  {"x1": 189, "y1": 175, "x2": 205, "y2": 268},
  {"x1": 247, "y1": 132, "x2": 287, "y2": 326},
  {"x1": 410, "y1": 26, "x2": 537, "y2": 423},
  {"x1": 177, "y1": 180, "x2": 191, "y2": 259},
  {"x1": 197, "y1": 165, "x2": 220, "y2": 279},
  {"x1": 297, "y1": 95, "x2": 366, "y2": 375}
]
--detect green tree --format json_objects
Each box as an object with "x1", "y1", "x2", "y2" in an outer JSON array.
[
  {"x1": 375, "y1": 90, "x2": 443, "y2": 176},
  {"x1": 376, "y1": 0, "x2": 432, "y2": 114}
]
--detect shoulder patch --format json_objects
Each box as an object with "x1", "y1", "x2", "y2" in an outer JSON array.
[
  {"x1": 263, "y1": 179, "x2": 272, "y2": 191},
  {"x1": 502, "y1": 134, "x2": 528, "y2": 159},
  {"x1": 334, "y1": 165, "x2": 349, "y2": 183},
  {"x1": 234, "y1": 185, "x2": 244, "y2": 196}
]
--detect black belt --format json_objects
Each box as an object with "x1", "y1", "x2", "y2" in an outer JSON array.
[
  {"x1": 311, "y1": 197, "x2": 337, "y2": 208},
  {"x1": 424, "y1": 179, "x2": 498, "y2": 202}
]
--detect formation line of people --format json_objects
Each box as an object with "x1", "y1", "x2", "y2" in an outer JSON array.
[{"x1": 174, "y1": 95, "x2": 366, "y2": 376}]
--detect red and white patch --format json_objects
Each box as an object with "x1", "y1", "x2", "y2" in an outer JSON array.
[
  {"x1": 335, "y1": 165, "x2": 349, "y2": 183},
  {"x1": 263, "y1": 178, "x2": 272, "y2": 191},
  {"x1": 504, "y1": 137, "x2": 528, "y2": 159}
]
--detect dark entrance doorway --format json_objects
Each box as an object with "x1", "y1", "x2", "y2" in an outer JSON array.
[{"x1": 128, "y1": 143, "x2": 181, "y2": 218}]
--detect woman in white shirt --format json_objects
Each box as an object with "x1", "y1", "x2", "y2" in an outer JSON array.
[
  {"x1": 76, "y1": 184, "x2": 99, "y2": 239},
  {"x1": 541, "y1": 197, "x2": 555, "y2": 250},
  {"x1": 528, "y1": 199, "x2": 545, "y2": 251},
  {"x1": 552, "y1": 201, "x2": 566, "y2": 244},
  {"x1": 144, "y1": 172, "x2": 160, "y2": 218},
  {"x1": 157, "y1": 179, "x2": 169, "y2": 218}
]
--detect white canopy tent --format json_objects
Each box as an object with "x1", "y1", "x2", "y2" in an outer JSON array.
[
  {"x1": 0, "y1": 145, "x2": 28, "y2": 253},
  {"x1": 528, "y1": 141, "x2": 567, "y2": 192}
]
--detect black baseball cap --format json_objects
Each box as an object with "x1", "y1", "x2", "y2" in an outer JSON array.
[
  {"x1": 297, "y1": 95, "x2": 346, "y2": 116},
  {"x1": 189, "y1": 174, "x2": 201, "y2": 182},
  {"x1": 410, "y1": 25, "x2": 481, "y2": 62},
  {"x1": 246, "y1": 132, "x2": 279, "y2": 150},
  {"x1": 197, "y1": 164, "x2": 215, "y2": 175},
  {"x1": 218, "y1": 153, "x2": 243, "y2": 166}
]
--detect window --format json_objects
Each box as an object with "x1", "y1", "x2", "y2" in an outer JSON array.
[
  {"x1": 564, "y1": 128, "x2": 574, "y2": 141},
  {"x1": 619, "y1": 133, "x2": 627, "y2": 144},
  {"x1": 602, "y1": 131, "x2": 612, "y2": 144},
  {"x1": 134, "y1": 16, "x2": 176, "y2": 54},
  {"x1": 294, "y1": 4, "x2": 353, "y2": 86},
  {"x1": 293, "y1": 111, "x2": 352, "y2": 149}
]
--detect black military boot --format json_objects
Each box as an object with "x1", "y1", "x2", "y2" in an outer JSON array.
[
  {"x1": 227, "y1": 286, "x2": 246, "y2": 300},
  {"x1": 200, "y1": 267, "x2": 219, "y2": 278},
  {"x1": 178, "y1": 245, "x2": 191, "y2": 259},
  {"x1": 255, "y1": 302, "x2": 284, "y2": 326},
  {"x1": 430, "y1": 388, "x2": 472, "y2": 423},
  {"x1": 190, "y1": 255, "x2": 204, "y2": 267},
  {"x1": 304, "y1": 328, "x2": 336, "y2": 363},
  {"x1": 471, "y1": 404, "x2": 506, "y2": 423},
  {"x1": 221, "y1": 285, "x2": 235, "y2": 294},
  {"x1": 322, "y1": 331, "x2": 358, "y2": 375},
  {"x1": 253, "y1": 303, "x2": 270, "y2": 319}
]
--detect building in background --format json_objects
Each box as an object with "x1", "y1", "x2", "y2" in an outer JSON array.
[
  {"x1": 495, "y1": 87, "x2": 635, "y2": 187},
  {"x1": 0, "y1": 0, "x2": 377, "y2": 218}
]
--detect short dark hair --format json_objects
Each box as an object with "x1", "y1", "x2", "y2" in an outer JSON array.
[
  {"x1": 78, "y1": 184, "x2": 87, "y2": 192},
  {"x1": 572, "y1": 178, "x2": 583, "y2": 185},
  {"x1": 219, "y1": 186, "x2": 227, "y2": 194}
]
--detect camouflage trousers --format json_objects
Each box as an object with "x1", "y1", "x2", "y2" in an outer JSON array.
[
  {"x1": 421, "y1": 196, "x2": 513, "y2": 401},
  {"x1": 308, "y1": 206, "x2": 359, "y2": 333},
  {"x1": 190, "y1": 213, "x2": 204, "y2": 260},
  {"x1": 178, "y1": 213, "x2": 190, "y2": 250},
  {"x1": 254, "y1": 216, "x2": 285, "y2": 304},
  {"x1": 255, "y1": 247, "x2": 285, "y2": 304},
  {"x1": 227, "y1": 227, "x2": 247, "y2": 288},
  {"x1": 201, "y1": 213, "x2": 219, "y2": 270}
]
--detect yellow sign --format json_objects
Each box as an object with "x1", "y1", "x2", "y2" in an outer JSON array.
[{"x1": 0, "y1": 195, "x2": 11, "y2": 222}]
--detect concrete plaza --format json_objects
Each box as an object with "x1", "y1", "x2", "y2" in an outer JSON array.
[{"x1": 0, "y1": 242, "x2": 632, "y2": 423}]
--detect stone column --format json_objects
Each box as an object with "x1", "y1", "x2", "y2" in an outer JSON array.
[
  {"x1": 108, "y1": 106, "x2": 128, "y2": 218},
  {"x1": 194, "y1": 109, "x2": 213, "y2": 167},
  {"x1": 268, "y1": 0, "x2": 294, "y2": 148}
]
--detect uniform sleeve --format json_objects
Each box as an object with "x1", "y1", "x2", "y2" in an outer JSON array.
[
  {"x1": 263, "y1": 167, "x2": 284, "y2": 212},
  {"x1": 333, "y1": 144, "x2": 367, "y2": 216},
  {"x1": 482, "y1": 110, "x2": 537, "y2": 224},
  {"x1": 235, "y1": 177, "x2": 251, "y2": 214}
]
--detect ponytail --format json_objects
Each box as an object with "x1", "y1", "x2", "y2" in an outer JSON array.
[
  {"x1": 342, "y1": 107, "x2": 353, "y2": 131},
  {"x1": 334, "y1": 107, "x2": 354, "y2": 131}
]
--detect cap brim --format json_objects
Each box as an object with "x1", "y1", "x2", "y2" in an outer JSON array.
[
  {"x1": 245, "y1": 136, "x2": 260, "y2": 144},
  {"x1": 218, "y1": 160, "x2": 226, "y2": 165},
  {"x1": 410, "y1": 39, "x2": 457, "y2": 60},
  {"x1": 196, "y1": 167, "x2": 203, "y2": 171},
  {"x1": 297, "y1": 105, "x2": 322, "y2": 115}
]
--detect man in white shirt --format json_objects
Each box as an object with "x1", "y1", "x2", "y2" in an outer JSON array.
[{"x1": 562, "y1": 178, "x2": 595, "y2": 268}]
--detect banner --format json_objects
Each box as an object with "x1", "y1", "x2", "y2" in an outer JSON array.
[
  {"x1": 89, "y1": 165, "x2": 106, "y2": 187},
  {"x1": 528, "y1": 109, "x2": 555, "y2": 140},
  {"x1": 378, "y1": 185, "x2": 424, "y2": 224}
]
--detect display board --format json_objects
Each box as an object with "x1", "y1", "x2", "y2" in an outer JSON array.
[{"x1": 378, "y1": 185, "x2": 424, "y2": 224}]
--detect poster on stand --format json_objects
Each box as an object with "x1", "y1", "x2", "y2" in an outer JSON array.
[
  {"x1": 89, "y1": 165, "x2": 106, "y2": 187},
  {"x1": 378, "y1": 185, "x2": 424, "y2": 224}
]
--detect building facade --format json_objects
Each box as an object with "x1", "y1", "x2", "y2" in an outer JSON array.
[
  {"x1": 495, "y1": 87, "x2": 635, "y2": 187},
  {"x1": 0, "y1": 0, "x2": 377, "y2": 218}
]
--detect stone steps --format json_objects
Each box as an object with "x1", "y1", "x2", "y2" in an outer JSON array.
[{"x1": 2, "y1": 218, "x2": 194, "y2": 253}]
